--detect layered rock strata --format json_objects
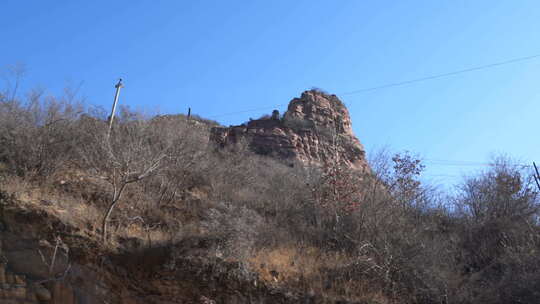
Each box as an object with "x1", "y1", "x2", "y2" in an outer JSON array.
[{"x1": 211, "y1": 90, "x2": 368, "y2": 171}]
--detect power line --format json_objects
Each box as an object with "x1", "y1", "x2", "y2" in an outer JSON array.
[
  {"x1": 209, "y1": 104, "x2": 288, "y2": 119},
  {"x1": 205, "y1": 52, "x2": 540, "y2": 119},
  {"x1": 424, "y1": 159, "x2": 492, "y2": 167},
  {"x1": 424, "y1": 174, "x2": 462, "y2": 179},
  {"x1": 424, "y1": 158, "x2": 531, "y2": 168},
  {"x1": 339, "y1": 53, "x2": 540, "y2": 96}
]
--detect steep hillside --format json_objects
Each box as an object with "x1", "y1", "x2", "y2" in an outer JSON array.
[
  {"x1": 2, "y1": 89, "x2": 539, "y2": 304},
  {"x1": 0, "y1": 190, "x2": 352, "y2": 303},
  {"x1": 0, "y1": 91, "x2": 384, "y2": 303}
]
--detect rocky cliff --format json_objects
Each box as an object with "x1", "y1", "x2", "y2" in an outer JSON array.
[{"x1": 211, "y1": 90, "x2": 368, "y2": 171}]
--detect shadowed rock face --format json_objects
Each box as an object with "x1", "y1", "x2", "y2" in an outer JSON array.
[{"x1": 211, "y1": 90, "x2": 368, "y2": 171}]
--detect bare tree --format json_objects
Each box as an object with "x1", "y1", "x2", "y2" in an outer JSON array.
[
  {"x1": 1, "y1": 63, "x2": 26, "y2": 102},
  {"x1": 0, "y1": 85, "x2": 84, "y2": 178},
  {"x1": 455, "y1": 157, "x2": 539, "y2": 223},
  {"x1": 78, "y1": 116, "x2": 172, "y2": 242}
]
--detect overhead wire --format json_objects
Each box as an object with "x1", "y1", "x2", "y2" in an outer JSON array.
[
  {"x1": 424, "y1": 158, "x2": 531, "y2": 168},
  {"x1": 339, "y1": 53, "x2": 540, "y2": 96},
  {"x1": 209, "y1": 104, "x2": 288, "y2": 119},
  {"x1": 424, "y1": 159, "x2": 493, "y2": 167},
  {"x1": 201, "y1": 53, "x2": 539, "y2": 179},
  {"x1": 205, "y1": 52, "x2": 540, "y2": 119}
]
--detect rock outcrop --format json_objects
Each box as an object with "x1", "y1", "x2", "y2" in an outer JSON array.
[{"x1": 211, "y1": 90, "x2": 368, "y2": 171}]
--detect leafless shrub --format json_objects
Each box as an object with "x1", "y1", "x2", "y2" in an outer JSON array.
[
  {"x1": 77, "y1": 109, "x2": 204, "y2": 243},
  {"x1": 0, "y1": 88, "x2": 84, "y2": 178},
  {"x1": 37, "y1": 236, "x2": 72, "y2": 283},
  {"x1": 188, "y1": 114, "x2": 220, "y2": 127},
  {"x1": 201, "y1": 201, "x2": 265, "y2": 260},
  {"x1": 309, "y1": 87, "x2": 329, "y2": 95},
  {"x1": 3, "y1": 78, "x2": 540, "y2": 303},
  {"x1": 448, "y1": 157, "x2": 540, "y2": 303}
]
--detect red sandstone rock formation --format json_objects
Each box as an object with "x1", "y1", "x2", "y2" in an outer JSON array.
[{"x1": 211, "y1": 90, "x2": 368, "y2": 171}]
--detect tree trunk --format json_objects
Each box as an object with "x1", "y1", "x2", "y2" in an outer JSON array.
[
  {"x1": 102, "y1": 183, "x2": 127, "y2": 242},
  {"x1": 102, "y1": 199, "x2": 119, "y2": 242}
]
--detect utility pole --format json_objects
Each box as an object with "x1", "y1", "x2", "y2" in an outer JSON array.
[
  {"x1": 108, "y1": 78, "x2": 124, "y2": 136},
  {"x1": 533, "y1": 162, "x2": 540, "y2": 191}
]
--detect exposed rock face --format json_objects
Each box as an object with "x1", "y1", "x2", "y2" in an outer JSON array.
[{"x1": 211, "y1": 90, "x2": 368, "y2": 171}]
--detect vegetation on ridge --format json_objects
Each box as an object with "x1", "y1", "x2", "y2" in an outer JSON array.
[{"x1": 1, "y1": 85, "x2": 540, "y2": 304}]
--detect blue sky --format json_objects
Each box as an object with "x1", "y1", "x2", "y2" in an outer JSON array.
[{"x1": 2, "y1": 1, "x2": 540, "y2": 187}]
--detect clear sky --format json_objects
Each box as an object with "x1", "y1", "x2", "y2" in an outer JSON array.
[{"x1": 2, "y1": 1, "x2": 540, "y2": 188}]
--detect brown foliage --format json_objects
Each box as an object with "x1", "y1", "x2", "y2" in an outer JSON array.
[{"x1": 2, "y1": 83, "x2": 540, "y2": 303}]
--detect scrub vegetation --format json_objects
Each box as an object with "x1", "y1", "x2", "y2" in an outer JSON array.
[{"x1": 1, "y1": 85, "x2": 540, "y2": 304}]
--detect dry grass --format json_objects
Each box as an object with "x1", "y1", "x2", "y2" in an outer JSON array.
[
  {"x1": 1, "y1": 176, "x2": 101, "y2": 229},
  {"x1": 249, "y1": 245, "x2": 390, "y2": 303},
  {"x1": 249, "y1": 246, "x2": 347, "y2": 282}
]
